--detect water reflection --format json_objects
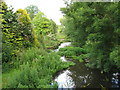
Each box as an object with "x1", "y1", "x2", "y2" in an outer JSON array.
[
  {"x1": 111, "y1": 72, "x2": 119, "y2": 88},
  {"x1": 54, "y1": 58, "x2": 120, "y2": 88},
  {"x1": 55, "y1": 70, "x2": 75, "y2": 88},
  {"x1": 53, "y1": 42, "x2": 120, "y2": 88}
]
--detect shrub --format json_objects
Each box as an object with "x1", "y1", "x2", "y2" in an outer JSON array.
[
  {"x1": 5, "y1": 47, "x2": 75, "y2": 88},
  {"x1": 18, "y1": 47, "x2": 47, "y2": 64},
  {"x1": 58, "y1": 47, "x2": 86, "y2": 61},
  {"x1": 110, "y1": 45, "x2": 120, "y2": 68}
]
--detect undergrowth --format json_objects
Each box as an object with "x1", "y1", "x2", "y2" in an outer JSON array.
[
  {"x1": 58, "y1": 46, "x2": 87, "y2": 62},
  {"x1": 2, "y1": 47, "x2": 74, "y2": 88}
]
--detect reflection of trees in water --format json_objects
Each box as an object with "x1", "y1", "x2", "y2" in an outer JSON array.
[
  {"x1": 55, "y1": 70, "x2": 75, "y2": 88},
  {"x1": 111, "y1": 72, "x2": 119, "y2": 88},
  {"x1": 63, "y1": 73, "x2": 75, "y2": 88},
  {"x1": 55, "y1": 58, "x2": 118, "y2": 88},
  {"x1": 68, "y1": 69, "x2": 92, "y2": 87},
  {"x1": 67, "y1": 62, "x2": 93, "y2": 87},
  {"x1": 68, "y1": 62, "x2": 111, "y2": 88}
]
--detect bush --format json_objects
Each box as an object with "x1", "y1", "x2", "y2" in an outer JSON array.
[
  {"x1": 7, "y1": 62, "x2": 40, "y2": 88},
  {"x1": 5, "y1": 47, "x2": 75, "y2": 88},
  {"x1": 44, "y1": 36, "x2": 60, "y2": 49},
  {"x1": 18, "y1": 47, "x2": 47, "y2": 64},
  {"x1": 2, "y1": 43, "x2": 15, "y2": 63},
  {"x1": 110, "y1": 45, "x2": 120, "y2": 68},
  {"x1": 58, "y1": 47, "x2": 86, "y2": 61}
]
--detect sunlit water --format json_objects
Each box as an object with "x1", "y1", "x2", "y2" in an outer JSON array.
[
  {"x1": 53, "y1": 42, "x2": 120, "y2": 88},
  {"x1": 55, "y1": 70, "x2": 75, "y2": 88},
  {"x1": 54, "y1": 42, "x2": 71, "y2": 52}
]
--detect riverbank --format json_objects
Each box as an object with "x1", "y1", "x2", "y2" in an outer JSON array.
[
  {"x1": 2, "y1": 41, "x2": 119, "y2": 88},
  {"x1": 2, "y1": 41, "x2": 75, "y2": 88},
  {"x1": 53, "y1": 42, "x2": 120, "y2": 88}
]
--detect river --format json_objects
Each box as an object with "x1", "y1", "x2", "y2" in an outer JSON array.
[{"x1": 53, "y1": 42, "x2": 120, "y2": 88}]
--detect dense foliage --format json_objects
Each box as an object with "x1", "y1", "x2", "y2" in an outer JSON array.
[
  {"x1": 32, "y1": 12, "x2": 58, "y2": 48},
  {"x1": 16, "y1": 9, "x2": 34, "y2": 47},
  {"x1": 2, "y1": 2, "x2": 23, "y2": 63},
  {"x1": 61, "y1": 2, "x2": 120, "y2": 72},
  {"x1": 5, "y1": 47, "x2": 74, "y2": 88},
  {"x1": 1, "y1": 1, "x2": 74, "y2": 88},
  {"x1": 2, "y1": 0, "x2": 120, "y2": 88},
  {"x1": 58, "y1": 46, "x2": 86, "y2": 62},
  {"x1": 1, "y1": 1, "x2": 58, "y2": 64}
]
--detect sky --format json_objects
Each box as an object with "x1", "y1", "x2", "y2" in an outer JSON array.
[{"x1": 4, "y1": 0, "x2": 66, "y2": 25}]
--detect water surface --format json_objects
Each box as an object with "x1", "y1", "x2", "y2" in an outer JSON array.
[{"x1": 53, "y1": 42, "x2": 120, "y2": 88}]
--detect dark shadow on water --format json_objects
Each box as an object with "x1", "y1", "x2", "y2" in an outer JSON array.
[
  {"x1": 54, "y1": 58, "x2": 120, "y2": 88},
  {"x1": 53, "y1": 42, "x2": 120, "y2": 88}
]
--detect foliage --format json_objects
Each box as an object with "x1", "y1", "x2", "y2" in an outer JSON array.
[
  {"x1": 58, "y1": 46, "x2": 86, "y2": 62},
  {"x1": 2, "y1": 0, "x2": 70, "y2": 88},
  {"x1": 2, "y1": 0, "x2": 58, "y2": 69},
  {"x1": 16, "y1": 9, "x2": 34, "y2": 47},
  {"x1": 58, "y1": 46, "x2": 86, "y2": 56},
  {"x1": 18, "y1": 47, "x2": 47, "y2": 64},
  {"x1": 32, "y1": 12, "x2": 57, "y2": 48},
  {"x1": 4, "y1": 47, "x2": 74, "y2": 88},
  {"x1": 44, "y1": 36, "x2": 60, "y2": 49},
  {"x1": 50, "y1": 19, "x2": 57, "y2": 34},
  {"x1": 1, "y1": 1, "x2": 35, "y2": 66},
  {"x1": 2, "y1": 69, "x2": 21, "y2": 88},
  {"x1": 61, "y1": 2, "x2": 120, "y2": 72},
  {"x1": 25, "y1": 5, "x2": 39, "y2": 19},
  {"x1": 32, "y1": 12, "x2": 51, "y2": 35},
  {"x1": 110, "y1": 45, "x2": 120, "y2": 68},
  {"x1": 1, "y1": 1, "x2": 23, "y2": 63}
]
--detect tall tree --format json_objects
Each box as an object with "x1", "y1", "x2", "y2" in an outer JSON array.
[
  {"x1": 1, "y1": 1, "x2": 23, "y2": 63},
  {"x1": 32, "y1": 12, "x2": 52, "y2": 48},
  {"x1": 61, "y1": 2, "x2": 120, "y2": 72},
  {"x1": 50, "y1": 19, "x2": 57, "y2": 34},
  {"x1": 16, "y1": 9, "x2": 34, "y2": 47},
  {"x1": 25, "y1": 5, "x2": 39, "y2": 19}
]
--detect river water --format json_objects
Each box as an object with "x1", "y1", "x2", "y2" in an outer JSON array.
[{"x1": 53, "y1": 42, "x2": 120, "y2": 88}]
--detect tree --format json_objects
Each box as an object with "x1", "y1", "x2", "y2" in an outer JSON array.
[
  {"x1": 61, "y1": 2, "x2": 120, "y2": 72},
  {"x1": 1, "y1": 2, "x2": 35, "y2": 63},
  {"x1": 32, "y1": 12, "x2": 52, "y2": 35},
  {"x1": 50, "y1": 19, "x2": 57, "y2": 34},
  {"x1": 1, "y1": 1, "x2": 23, "y2": 63},
  {"x1": 61, "y1": 2, "x2": 93, "y2": 46},
  {"x1": 25, "y1": 5, "x2": 39, "y2": 19},
  {"x1": 32, "y1": 12, "x2": 57, "y2": 48},
  {"x1": 16, "y1": 9, "x2": 34, "y2": 47},
  {"x1": 32, "y1": 12, "x2": 51, "y2": 48}
]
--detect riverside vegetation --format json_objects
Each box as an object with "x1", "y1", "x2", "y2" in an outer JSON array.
[
  {"x1": 1, "y1": 1, "x2": 74, "y2": 88},
  {"x1": 1, "y1": 1, "x2": 120, "y2": 88},
  {"x1": 60, "y1": 2, "x2": 120, "y2": 72}
]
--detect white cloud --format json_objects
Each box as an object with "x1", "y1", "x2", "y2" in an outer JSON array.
[{"x1": 4, "y1": 0, "x2": 66, "y2": 25}]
